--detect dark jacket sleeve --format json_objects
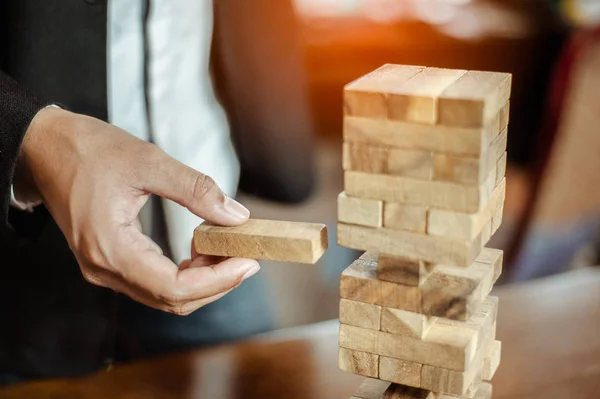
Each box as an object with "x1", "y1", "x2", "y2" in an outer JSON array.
[
  {"x1": 0, "y1": 71, "x2": 50, "y2": 230},
  {"x1": 212, "y1": 0, "x2": 315, "y2": 203}
]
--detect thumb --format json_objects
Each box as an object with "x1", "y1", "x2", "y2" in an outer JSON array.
[{"x1": 140, "y1": 150, "x2": 249, "y2": 226}]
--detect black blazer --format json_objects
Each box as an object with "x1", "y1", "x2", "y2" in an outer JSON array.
[{"x1": 0, "y1": 0, "x2": 313, "y2": 379}]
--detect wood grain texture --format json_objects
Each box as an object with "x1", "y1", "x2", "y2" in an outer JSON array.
[
  {"x1": 378, "y1": 357, "x2": 422, "y2": 387},
  {"x1": 383, "y1": 203, "x2": 427, "y2": 233},
  {"x1": 352, "y1": 378, "x2": 392, "y2": 399},
  {"x1": 339, "y1": 298, "x2": 381, "y2": 330},
  {"x1": 438, "y1": 70, "x2": 512, "y2": 127},
  {"x1": 427, "y1": 179, "x2": 506, "y2": 240},
  {"x1": 387, "y1": 67, "x2": 467, "y2": 124},
  {"x1": 495, "y1": 152, "x2": 507, "y2": 187},
  {"x1": 344, "y1": 64, "x2": 424, "y2": 118},
  {"x1": 193, "y1": 219, "x2": 327, "y2": 264},
  {"x1": 338, "y1": 192, "x2": 383, "y2": 228},
  {"x1": 380, "y1": 307, "x2": 436, "y2": 338},
  {"x1": 344, "y1": 117, "x2": 494, "y2": 157},
  {"x1": 339, "y1": 348, "x2": 379, "y2": 378},
  {"x1": 340, "y1": 252, "x2": 422, "y2": 312},
  {"x1": 377, "y1": 255, "x2": 433, "y2": 286},
  {"x1": 483, "y1": 340, "x2": 501, "y2": 381},
  {"x1": 499, "y1": 101, "x2": 510, "y2": 133},
  {"x1": 343, "y1": 142, "x2": 388, "y2": 174},
  {"x1": 387, "y1": 148, "x2": 434, "y2": 180},
  {"x1": 338, "y1": 223, "x2": 481, "y2": 267},
  {"x1": 345, "y1": 171, "x2": 493, "y2": 213}
]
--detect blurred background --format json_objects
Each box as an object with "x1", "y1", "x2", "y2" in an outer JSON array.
[{"x1": 235, "y1": 0, "x2": 600, "y2": 329}]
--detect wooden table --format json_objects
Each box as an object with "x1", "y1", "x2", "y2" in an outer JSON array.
[{"x1": 2, "y1": 268, "x2": 600, "y2": 399}]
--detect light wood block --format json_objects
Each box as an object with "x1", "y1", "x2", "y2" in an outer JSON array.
[
  {"x1": 381, "y1": 307, "x2": 436, "y2": 338},
  {"x1": 495, "y1": 152, "x2": 507, "y2": 187},
  {"x1": 475, "y1": 247, "x2": 503, "y2": 282},
  {"x1": 345, "y1": 171, "x2": 493, "y2": 213},
  {"x1": 344, "y1": 117, "x2": 496, "y2": 158},
  {"x1": 383, "y1": 203, "x2": 427, "y2": 233},
  {"x1": 490, "y1": 127, "x2": 508, "y2": 164},
  {"x1": 338, "y1": 192, "x2": 383, "y2": 228},
  {"x1": 340, "y1": 252, "x2": 422, "y2": 312},
  {"x1": 427, "y1": 179, "x2": 506, "y2": 240},
  {"x1": 338, "y1": 223, "x2": 481, "y2": 267},
  {"x1": 352, "y1": 378, "x2": 391, "y2": 399},
  {"x1": 499, "y1": 101, "x2": 510, "y2": 132},
  {"x1": 387, "y1": 67, "x2": 467, "y2": 124},
  {"x1": 339, "y1": 347, "x2": 379, "y2": 378},
  {"x1": 377, "y1": 255, "x2": 433, "y2": 286},
  {"x1": 339, "y1": 324, "x2": 379, "y2": 354},
  {"x1": 387, "y1": 148, "x2": 434, "y2": 180},
  {"x1": 438, "y1": 70, "x2": 512, "y2": 128},
  {"x1": 193, "y1": 219, "x2": 327, "y2": 264},
  {"x1": 339, "y1": 298, "x2": 381, "y2": 330},
  {"x1": 483, "y1": 340, "x2": 501, "y2": 381},
  {"x1": 343, "y1": 142, "x2": 388, "y2": 174},
  {"x1": 491, "y1": 201, "x2": 504, "y2": 237},
  {"x1": 379, "y1": 357, "x2": 422, "y2": 387},
  {"x1": 344, "y1": 64, "x2": 424, "y2": 118},
  {"x1": 433, "y1": 153, "x2": 495, "y2": 186}
]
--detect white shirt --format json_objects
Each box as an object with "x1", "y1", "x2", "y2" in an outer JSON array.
[{"x1": 13, "y1": 0, "x2": 240, "y2": 264}]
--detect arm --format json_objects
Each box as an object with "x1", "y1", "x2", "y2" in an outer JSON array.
[{"x1": 212, "y1": 0, "x2": 315, "y2": 203}]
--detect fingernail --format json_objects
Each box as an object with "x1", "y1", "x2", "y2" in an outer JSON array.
[
  {"x1": 223, "y1": 197, "x2": 250, "y2": 221},
  {"x1": 242, "y1": 262, "x2": 261, "y2": 281}
]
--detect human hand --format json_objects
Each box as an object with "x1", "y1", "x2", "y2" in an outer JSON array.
[{"x1": 18, "y1": 107, "x2": 260, "y2": 315}]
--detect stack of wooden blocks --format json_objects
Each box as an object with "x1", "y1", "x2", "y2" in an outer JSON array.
[{"x1": 337, "y1": 64, "x2": 511, "y2": 399}]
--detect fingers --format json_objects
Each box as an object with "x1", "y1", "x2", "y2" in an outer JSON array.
[{"x1": 141, "y1": 152, "x2": 249, "y2": 226}]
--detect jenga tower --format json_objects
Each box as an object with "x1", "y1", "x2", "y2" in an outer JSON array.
[{"x1": 337, "y1": 65, "x2": 510, "y2": 399}]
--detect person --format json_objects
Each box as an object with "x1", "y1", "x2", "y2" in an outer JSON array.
[{"x1": 0, "y1": 0, "x2": 314, "y2": 383}]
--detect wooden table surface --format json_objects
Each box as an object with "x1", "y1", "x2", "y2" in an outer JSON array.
[{"x1": 2, "y1": 268, "x2": 600, "y2": 399}]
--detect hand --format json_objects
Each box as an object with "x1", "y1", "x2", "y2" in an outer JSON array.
[{"x1": 19, "y1": 107, "x2": 260, "y2": 315}]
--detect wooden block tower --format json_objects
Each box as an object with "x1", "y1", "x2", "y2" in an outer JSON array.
[{"x1": 337, "y1": 64, "x2": 511, "y2": 399}]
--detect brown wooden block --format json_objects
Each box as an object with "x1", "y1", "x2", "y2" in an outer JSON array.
[
  {"x1": 344, "y1": 64, "x2": 424, "y2": 118},
  {"x1": 387, "y1": 67, "x2": 467, "y2": 124},
  {"x1": 338, "y1": 192, "x2": 383, "y2": 228},
  {"x1": 427, "y1": 179, "x2": 506, "y2": 240},
  {"x1": 438, "y1": 70, "x2": 512, "y2": 128},
  {"x1": 377, "y1": 255, "x2": 434, "y2": 286},
  {"x1": 383, "y1": 203, "x2": 427, "y2": 233},
  {"x1": 380, "y1": 307, "x2": 436, "y2": 338},
  {"x1": 338, "y1": 223, "x2": 481, "y2": 267},
  {"x1": 382, "y1": 384, "x2": 435, "y2": 399},
  {"x1": 343, "y1": 117, "x2": 495, "y2": 157},
  {"x1": 387, "y1": 148, "x2": 434, "y2": 180},
  {"x1": 193, "y1": 219, "x2": 327, "y2": 264},
  {"x1": 483, "y1": 340, "x2": 501, "y2": 381},
  {"x1": 345, "y1": 171, "x2": 493, "y2": 213},
  {"x1": 343, "y1": 142, "x2": 388, "y2": 174},
  {"x1": 339, "y1": 347, "x2": 379, "y2": 378},
  {"x1": 340, "y1": 252, "x2": 422, "y2": 312},
  {"x1": 352, "y1": 379, "x2": 392, "y2": 399},
  {"x1": 339, "y1": 298, "x2": 382, "y2": 330},
  {"x1": 495, "y1": 152, "x2": 507, "y2": 187},
  {"x1": 379, "y1": 357, "x2": 422, "y2": 387}
]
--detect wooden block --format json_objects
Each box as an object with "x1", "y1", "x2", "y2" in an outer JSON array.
[
  {"x1": 480, "y1": 220, "x2": 492, "y2": 247},
  {"x1": 420, "y1": 272, "x2": 479, "y2": 321},
  {"x1": 379, "y1": 357, "x2": 422, "y2": 387},
  {"x1": 495, "y1": 152, "x2": 507, "y2": 187},
  {"x1": 382, "y1": 384, "x2": 435, "y2": 399},
  {"x1": 377, "y1": 255, "x2": 434, "y2": 286},
  {"x1": 344, "y1": 64, "x2": 424, "y2": 118},
  {"x1": 438, "y1": 70, "x2": 512, "y2": 128},
  {"x1": 499, "y1": 101, "x2": 510, "y2": 132},
  {"x1": 338, "y1": 192, "x2": 383, "y2": 228},
  {"x1": 343, "y1": 142, "x2": 388, "y2": 174},
  {"x1": 427, "y1": 179, "x2": 506, "y2": 240},
  {"x1": 433, "y1": 153, "x2": 494, "y2": 186},
  {"x1": 338, "y1": 223, "x2": 481, "y2": 267},
  {"x1": 490, "y1": 127, "x2": 508, "y2": 164},
  {"x1": 387, "y1": 148, "x2": 434, "y2": 180},
  {"x1": 193, "y1": 219, "x2": 327, "y2": 264},
  {"x1": 381, "y1": 307, "x2": 436, "y2": 338},
  {"x1": 339, "y1": 347, "x2": 379, "y2": 378},
  {"x1": 483, "y1": 340, "x2": 501, "y2": 381},
  {"x1": 491, "y1": 200, "x2": 504, "y2": 237},
  {"x1": 340, "y1": 252, "x2": 422, "y2": 312},
  {"x1": 475, "y1": 247, "x2": 503, "y2": 282},
  {"x1": 339, "y1": 324, "x2": 379, "y2": 354},
  {"x1": 352, "y1": 378, "x2": 391, "y2": 399},
  {"x1": 387, "y1": 67, "x2": 467, "y2": 124},
  {"x1": 344, "y1": 116, "x2": 495, "y2": 157},
  {"x1": 345, "y1": 171, "x2": 492, "y2": 213},
  {"x1": 340, "y1": 298, "x2": 381, "y2": 330},
  {"x1": 383, "y1": 203, "x2": 427, "y2": 233}
]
